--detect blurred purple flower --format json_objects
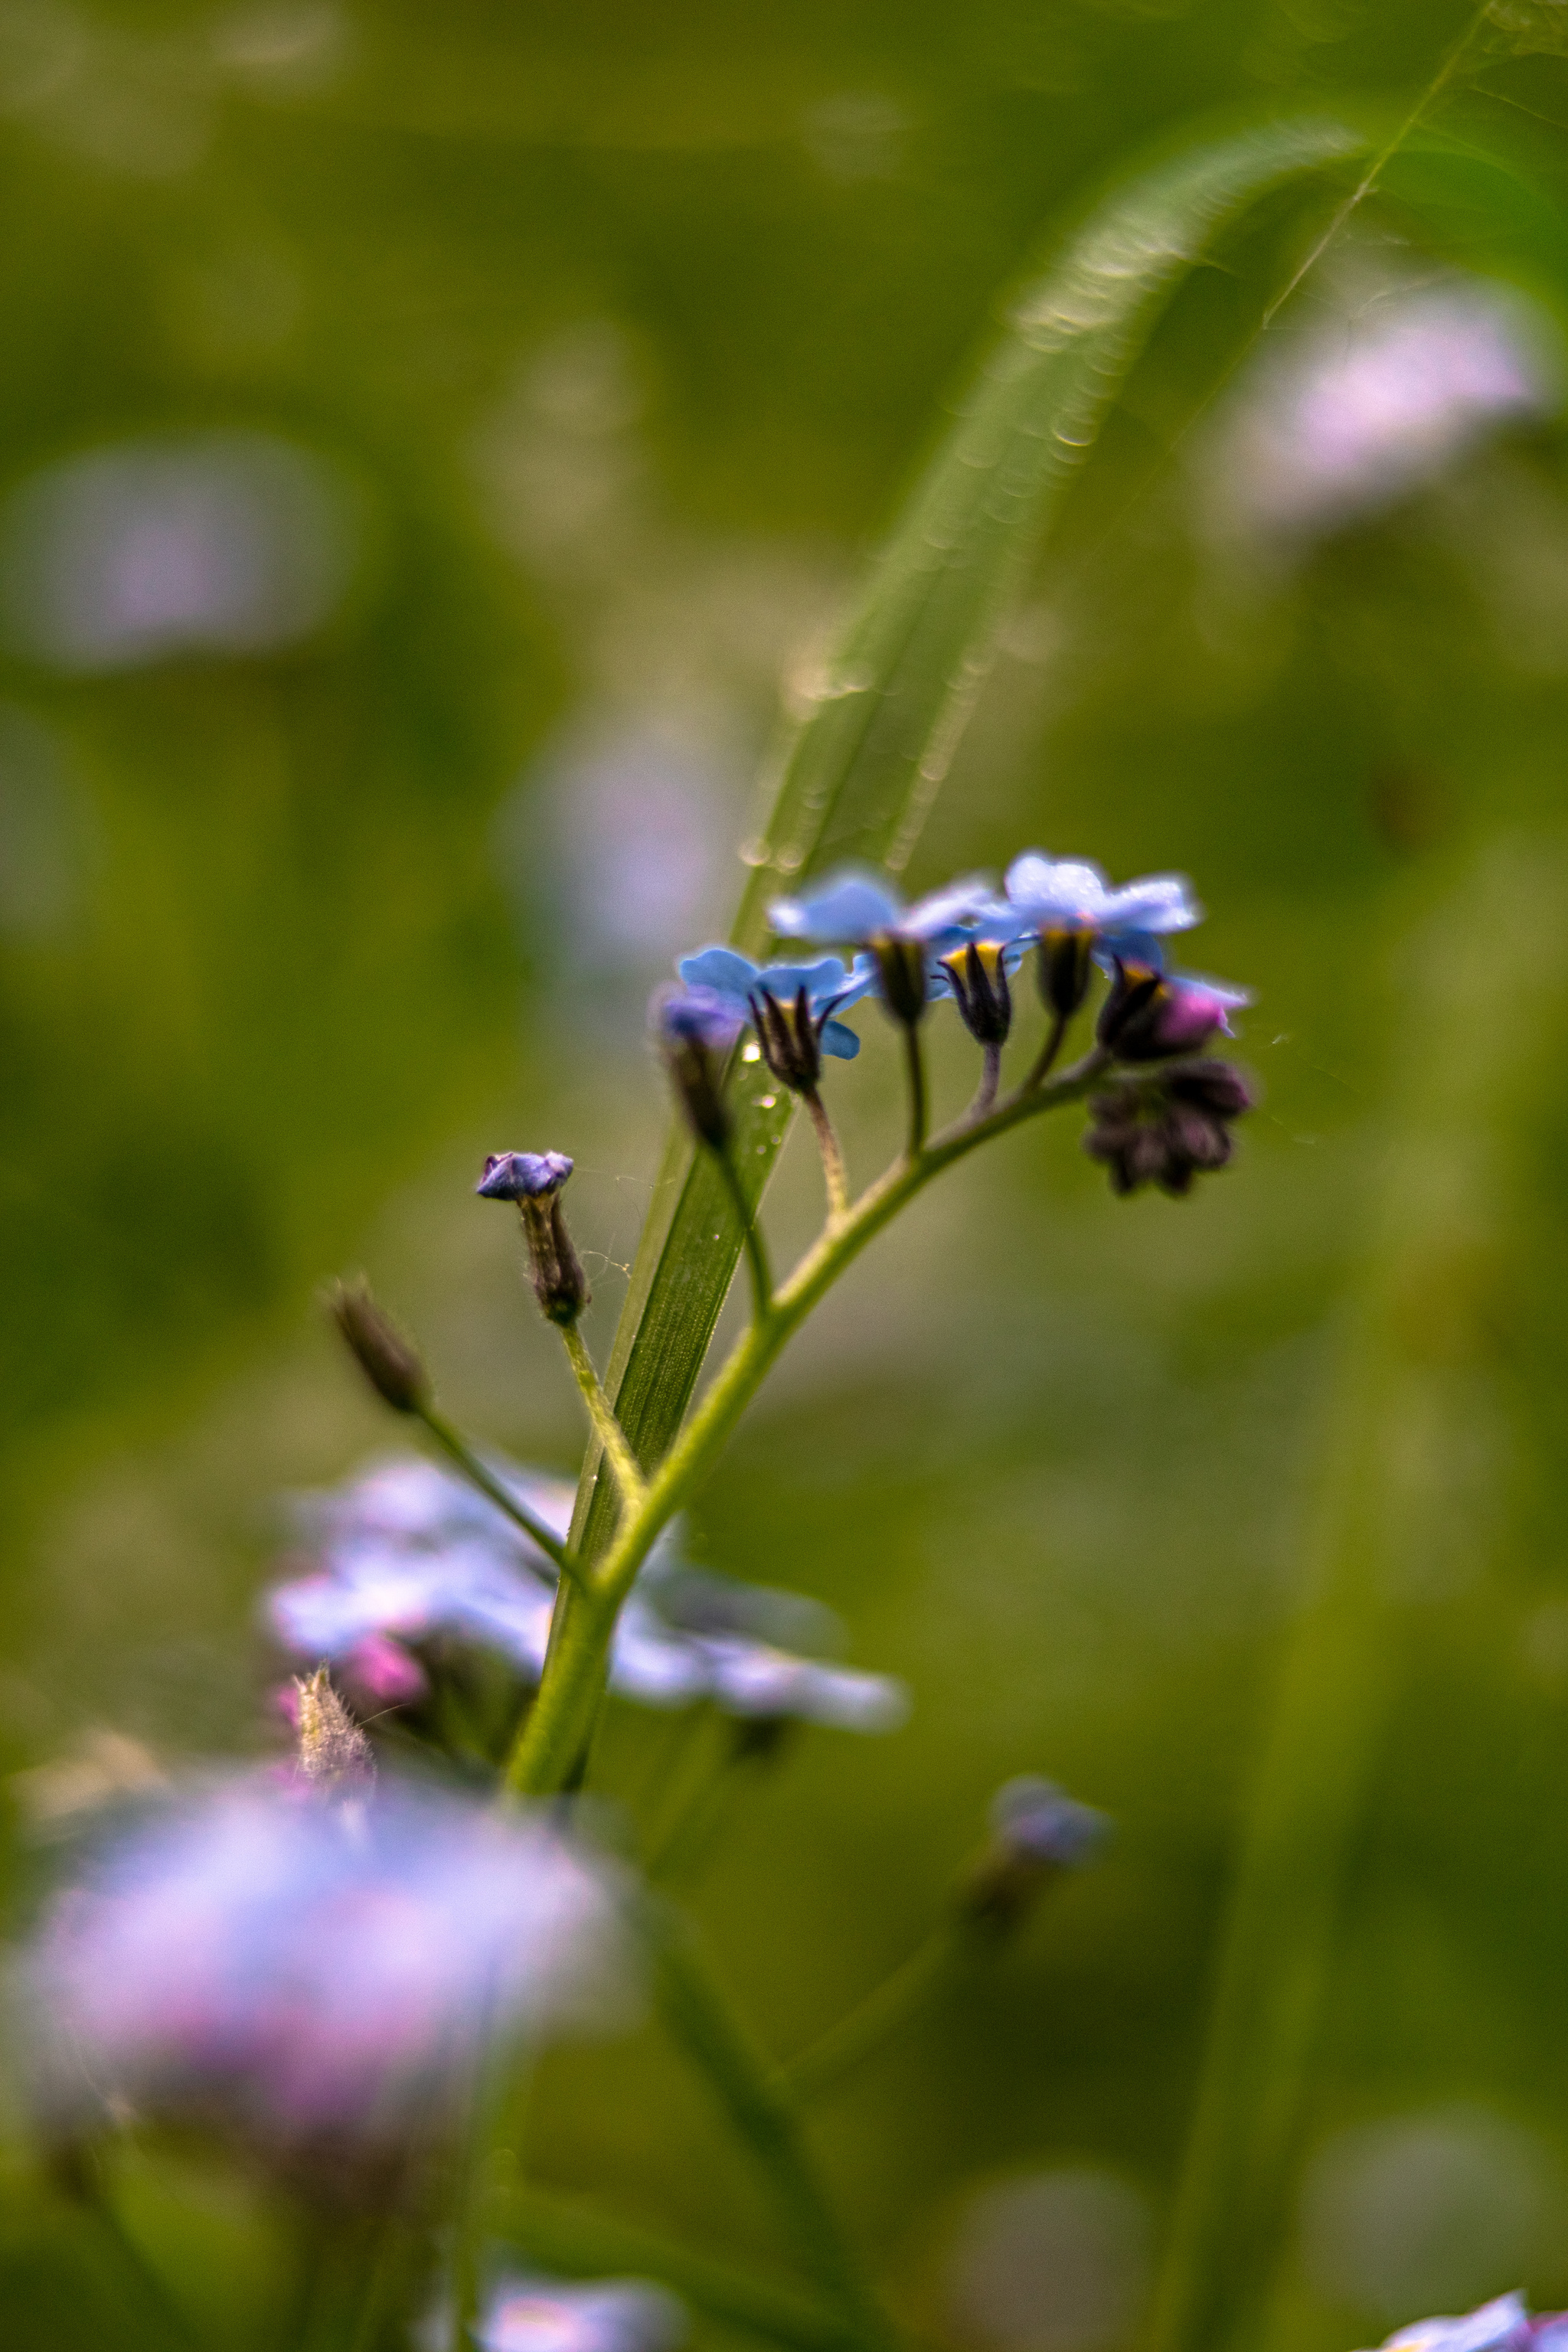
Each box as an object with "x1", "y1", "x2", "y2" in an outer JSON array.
[
  {"x1": 472, "y1": 2273, "x2": 684, "y2": 2352},
  {"x1": 27, "y1": 1775, "x2": 631, "y2": 2167},
  {"x1": 1367, "y1": 2294, "x2": 1537, "y2": 2352},
  {"x1": 266, "y1": 1454, "x2": 907, "y2": 1734}
]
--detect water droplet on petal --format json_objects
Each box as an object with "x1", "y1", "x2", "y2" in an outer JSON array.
[{"x1": 740, "y1": 1040, "x2": 761, "y2": 1063}]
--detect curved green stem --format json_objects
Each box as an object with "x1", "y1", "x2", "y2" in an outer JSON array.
[
  {"x1": 419, "y1": 1404, "x2": 574, "y2": 1575},
  {"x1": 716, "y1": 1142, "x2": 777, "y2": 1324},
  {"x1": 560, "y1": 1325, "x2": 648, "y2": 1512},
  {"x1": 1021, "y1": 1010, "x2": 1069, "y2": 1093},
  {"x1": 502, "y1": 1047, "x2": 1109, "y2": 1798},
  {"x1": 648, "y1": 1900, "x2": 895, "y2": 2349},
  {"x1": 782, "y1": 1926, "x2": 958, "y2": 2102}
]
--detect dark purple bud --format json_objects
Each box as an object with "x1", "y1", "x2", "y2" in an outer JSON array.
[
  {"x1": 869, "y1": 930, "x2": 929, "y2": 1028},
  {"x1": 331, "y1": 1279, "x2": 429, "y2": 1415},
  {"x1": 940, "y1": 939, "x2": 1013, "y2": 1047},
  {"x1": 1165, "y1": 1059, "x2": 1257, "y2": 1119},
  {"x1": 476, "y1": 1151, "x2": 573, "y2": 1201},
  {"x1": 1038, "y1": 924, "x2": 1096, "y2": 1020},
  {"x1": 1099, "y1": 961, "x2": 1249, "y2": 1062},
  {"x1": 750, "y1": 986, "x2": 822, "y2": 1094}
]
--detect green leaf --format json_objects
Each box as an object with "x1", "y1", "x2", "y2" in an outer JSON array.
[{"x1": 570, "y1": 112, "x2": 1364, "y2": 1559}]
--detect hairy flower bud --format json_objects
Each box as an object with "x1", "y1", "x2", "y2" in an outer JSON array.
[
  {"x1": 1038, "y1": 924, "x2": 1096, "y2": 1019},
  {"x1": 476, "y1": 1152, "x2": 590, "y2": 1325},
  {"x1": 869, "y1": 931, "x2": 929, "y2": 1027},
  {"x1": 292, "y1": 1667, "x2": 376, "y2": 1799},
  {"x1": 750, "y1": 985, "x2": 822, "y2": 1093},
  {"x1": 959, "y1": 1775, "x2": 1109, "y2": 1934},
  {"x1": 331, "y1": 1279, "x2": 429, "y2": 1415},
  {"x1": 940, "y1": 939, "x2": 1013, "y2": 1047}
]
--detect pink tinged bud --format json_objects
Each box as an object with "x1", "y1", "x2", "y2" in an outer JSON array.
[
  {"x1": 340, "y1": 1635, "x2": 429, "y2": 1711},
  {"x1": 1151, "y1": 980, "x2": 1236, "y2": 1054}
]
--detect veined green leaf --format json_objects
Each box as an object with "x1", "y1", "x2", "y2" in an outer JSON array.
[{"x1": 569, "y1": 113, "x2": 1364, "y2": 1559}]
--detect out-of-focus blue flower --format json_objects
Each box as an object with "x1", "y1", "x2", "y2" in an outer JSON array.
[
  {"x1": 651, "y1": 982, "x2": 744, "y2": 1055},
  {"x1": 476, "y1": 1151, "x2": 573, "y2": 1201},
  {"x1": 1367, "y1": 2294, "x2": 1534, "y2": 2352},
  {"x1": 266, "y1": 1454, "x2": 908, "y2": 1733},
  {"x1": 471, "y1": 2273, "x2": 684, "y2": 2352},
  {"x1": 992, "y1": 852, "x2": 1201, "y2": 953},
  {"x1": 991, "y1": 1776, "x2": 1110, "y2": 1868},
  {"x1": 26, "y1": 1775, "x2": 631, "y2": 2167},
  {"x1": 768, "y1": 866, "x2": 995, "y2": 952},
  {"x1": 675, "y1": 946, "x2": 874, "y2": 1060}
]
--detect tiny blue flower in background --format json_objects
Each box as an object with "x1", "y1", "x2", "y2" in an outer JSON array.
[
  {"x1": 267, "y1": 1453, "x2": 908, "y2": 1733},
  {"x1": 1367, "y1": 2294, "x2": 1535, "y2": 2352},
  {"x1": 993, "y1": 851, "x2": 1202, "y2": 952},
  {"x1": 675, "y1": 946, "x2": 874, "y2": 1060},
  {"x1": 991, "y1": 1775, "x2": 1110, "y2": 1869},
  {"x1": 470, "y1": 2273, "x2": 684, "y2": 2352},
  {"x1": 767, "y1": 865, "x2": 997, "y2": 951},
  {"x1": 476, "y1": 1151, "x2": 574, "y2": 1200}
]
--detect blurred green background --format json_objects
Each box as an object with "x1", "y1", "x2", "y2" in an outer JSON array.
[{"x1": 6, "y1": 2, "x2": 1568, "y2": 2348}]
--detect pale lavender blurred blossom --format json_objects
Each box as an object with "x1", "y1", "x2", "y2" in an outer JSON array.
[
  {"x1": 0, "y1": 430, "x2": 361, "y2": 671},
  {"x1": 1213, "y1": 278, "x2": 1560, "y2": 541},
  {"x1": 266, "y1": 1452, "x2": 907, "y2": 1733},
  {"x1": 471, "y1": 2273, "x2": 684, "y2": 2352},
  {"x1": 25, "y1": 1776, "x2": 632, "y2": 2164}
]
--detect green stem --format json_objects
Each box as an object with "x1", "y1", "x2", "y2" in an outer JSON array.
[
  {"x1": 804, "y1": 1089, "x2": 850, "y2": 1224},
  {"x1": 1021, "y1": 1010, "x2": 1069, "y2": 1093},
  {"x1": 782, "y1": 1926, "x2": 958, "y2": 2102},
  {"x1": 902, "y1": 1025, "x2": 927, "y2": 1156},
  {"x1": 648, "y1": 1900, "x2": 894, "y2": 2347},
  {"x1": 969, "y1": 1043, "x2": 1003, "y2": 1121},
  {"x1": 501, "y1": 1047, "x2": 1109, "y2": 1799},
  {"x1": 716, "y1": 1142, "x2": 777, "y2": 1324},
  {"x1": 419, "y1": 1404, "x2": 574, "y2": 1575},
  {"x1": 501, "y1": 2182, "x2": 860, "y2": 2352},
  {"x1": 560, "y1": 1324, "x2": 648, "y2": 1511},
  {"x1": 81, "y1": 2182, "x2": 201, "y2": 2347}
]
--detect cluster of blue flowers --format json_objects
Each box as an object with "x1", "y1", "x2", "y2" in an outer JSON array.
[{"x1": 652, "y1": 851, "x2": 1255, "y2": 1194}]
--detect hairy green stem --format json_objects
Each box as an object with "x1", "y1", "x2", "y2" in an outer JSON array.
[
  {"x1": 501, "y1": 2182, "x2": 860, "y2": 2352},
  {"x1": 501, "y1": 1048, "x2": 1108, "y2": 1799},
  {"x1": 648, "y1": 1901, "x2": 894, "y2": 2347},
  {"x1": 419, "y1": 1404, "x2": 574, "y2": 1576},
  {"x1": 782, "y1": 1926, "x2": 958, "y2": 2102},
  {"x1": 805, "y1": 1088, "x2": 850, "y2": 1224},
  {"x1": 970, "y1": 1043, "x2": 1003, "y2": 1120},
  {"x1": 560, "y1": 1324, "x2": 648, "y2": 1512}
]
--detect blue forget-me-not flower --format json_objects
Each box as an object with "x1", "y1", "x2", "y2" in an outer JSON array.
[{"x1": 675, "y1": 947, "x2": 874, "y2": 1060}]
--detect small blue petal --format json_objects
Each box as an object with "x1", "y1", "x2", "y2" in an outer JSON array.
[
  {"x1": 819, "y1": 1018, "x2": 861, "y2": 1060},
  {"x1": 678, "y1": 946, "x2": 761, "y2": 1001},
  {"x1": 769, "y1": 871, "x2": 903, "y2": 944}
]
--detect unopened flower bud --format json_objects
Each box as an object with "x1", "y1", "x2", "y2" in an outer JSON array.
[
  {"x1": 1038, "y1": 924, "x2": 1096, "y2": 1019},
  {"x1": 331, "y1": 1279, "x2": 429, "y2": 1415},
  {"x1": 959, "y1": 1774, "x2": 1109, "y2": 1933},
  {"x1": 869, "y1": 931, "x2": 929, "y2": 1027},
  {"x1": 1098, "y1": 960, "x2": 1250, "y2": 1062},
  {"x1": 1082, "y1": 1059, "x2": 1255, "y2": 1198},
  {"x1": 750, "y1": 986, "x2": 822, "y2": 1094},
  {"x1": 293, "y1": 1667, "x2": 376, "y2": 1800},
  {"x1": 477, "y1": 1152, "x2": 589, "y2": 1326},
  {"x1": 940, "y1": 939, "x2": 1013, "y2": 1047},
  {"x1": 652, "y1": 986, "x2": 743, "y2": 1149}
]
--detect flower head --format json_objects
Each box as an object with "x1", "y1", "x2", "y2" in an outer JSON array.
[
  {"x1": 651, "y1": 982, "x2": 746, "y2": 1148},
  {"x1": 961, "y1": 1773, "x2": 1110, "y2": 1932},
  {"x1": 1083, "y1": 1060, "x2": 1256, "y2": 1199},
  {"x1": 473, "y1": 2275, "x2": 684, "y2": 2352},
  {"x1": 1365, "y1": 2295, "x2": 1536, "y2": 2352},
  {"x1": 995, "y1": 852, "x2": 1201, "y2": 949},
  {"x1": 675, "y1": 949, "x2": 873, "y2": 1062},
  {"x1": 476, "y1": 1152, "x2": 573, "y2": 1202},
  {"x1": 1096, "y1": 952, "x2": 1251, "y2": 1063},
  {"x1": 768, "y1": 867, "x2": 995, "y2": 951},
  {"x1": 26, "y1": 1775, "x2": 631, "y2": 2175}
]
